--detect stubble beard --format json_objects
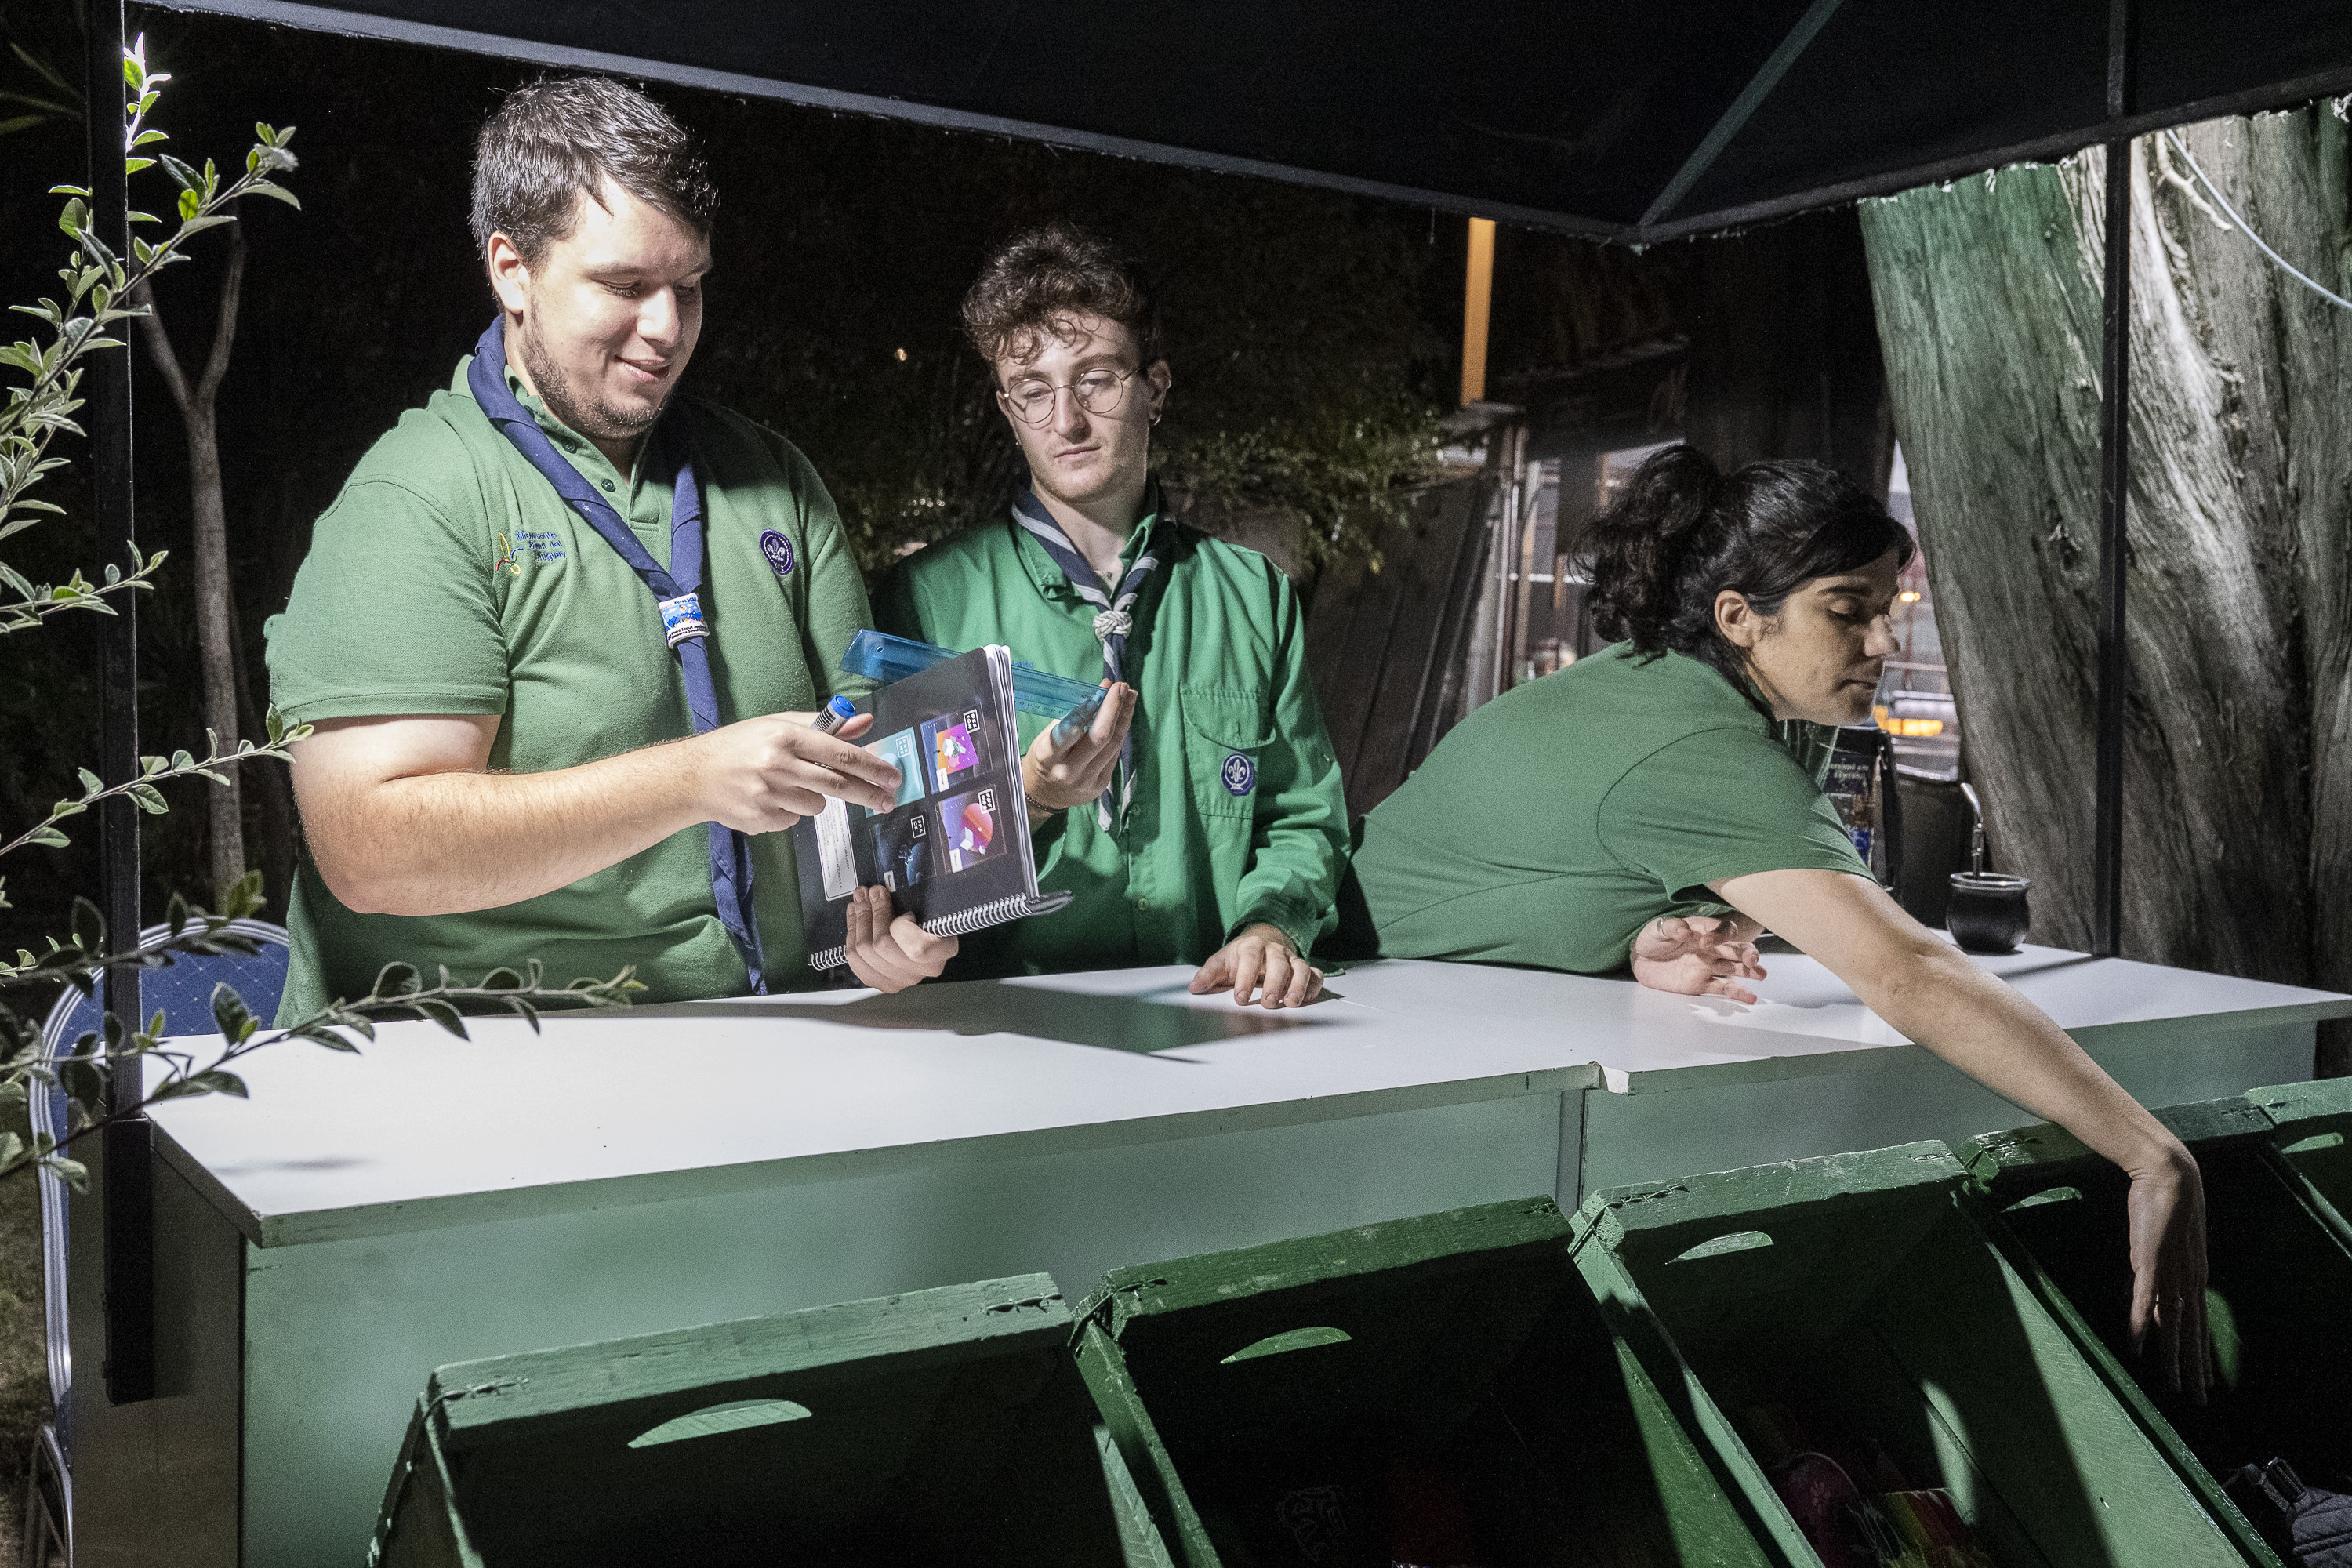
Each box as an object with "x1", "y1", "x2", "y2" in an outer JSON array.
[
  {"x1": 517, "y1": 318, "x2": 669, "y2": 447},
  {"x1": 1033, "y1": 429, "x2": 1147, "y2": 516}
]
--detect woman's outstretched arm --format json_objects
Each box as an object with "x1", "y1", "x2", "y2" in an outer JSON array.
[{"x1": 1715, "y1": 866, "x2": 2210, "y2": 1400}]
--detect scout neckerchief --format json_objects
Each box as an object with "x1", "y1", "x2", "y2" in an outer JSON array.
[
  {"x1": 466, "y1": 318, "x2": 765, "y2": 994},
  {"x1": 1011, "y1": 483, "x2": 1169, "y2": 830}
]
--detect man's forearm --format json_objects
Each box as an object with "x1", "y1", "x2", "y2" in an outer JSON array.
[{"x1": 313, "y1": 740, "x2": 706, "y2": 916}]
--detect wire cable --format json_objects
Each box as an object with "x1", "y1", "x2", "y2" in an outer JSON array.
[{"x1": 2162, "y1": 129, "x2": 2352, "y2": 312}]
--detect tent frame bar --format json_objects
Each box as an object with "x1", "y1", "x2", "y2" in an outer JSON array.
[
  {"x1": 1633, "y1": 59, "x2": 2352, "y2": 242},
  {"x1": 2092, "y1": 0, "x2": 2136, "y2": 959},
  {"x1": 1640, "y1": 0, "x2": 1848, "y2": 227},
  {"x1": 85, "y1": 0, "x2": 159, "y2": 1407},
  {"x1": 148, "y1": 0, "x2": 1650, "y2": 238},
  {"x1": 150, "y1": 0, "x2": 2352, "y2": 246}
]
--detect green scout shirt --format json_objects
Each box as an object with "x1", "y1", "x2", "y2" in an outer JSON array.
[
  {"x1": 264, "y1": 357, "x2": 873, "y2": 1020},
  {"x1": 1352, "y1": 643, "x2": 1867, "y2": 974},
  {"x1": 871, "y1": 505, "x2": 1348, "y2": 978}
]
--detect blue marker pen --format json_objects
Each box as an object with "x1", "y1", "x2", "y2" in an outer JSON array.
[
  {"x1": 811, "y1": 695, "x2": 857, "y2": 736},
  {"x1": 1051, "y1": 684, "x2": 1109, "y2": 747}
]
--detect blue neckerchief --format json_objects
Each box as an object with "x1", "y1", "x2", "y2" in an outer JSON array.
[
  {"x1": 466, "y1": 318, "x2": 765, "y2": 994},
  {"x1": 1011, "y1": 485, "x2": 1167, "y2": 831}
]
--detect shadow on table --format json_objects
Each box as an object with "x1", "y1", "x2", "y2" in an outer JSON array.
[{"x1": 609, "y1": 979, "x2": 1332, "y2": 1058}]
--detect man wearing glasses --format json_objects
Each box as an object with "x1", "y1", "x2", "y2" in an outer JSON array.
[{"x1": 873, "y1": 223, "x2": 1347, "y2": 1009}]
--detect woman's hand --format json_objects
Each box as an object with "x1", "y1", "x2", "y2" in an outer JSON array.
[
  {"x1": 841, "y1": 884, "x2": 957, "y2": 993},
  {"x1": 1629, "y1": 915, "x2": 1767, "y2": 1003},
  {"x1": 2127, "y1": 1142, "x2": 2212, "y2": 1402}
]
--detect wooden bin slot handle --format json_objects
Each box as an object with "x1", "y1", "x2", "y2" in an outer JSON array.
[
  {"x1": 1220, "y1": 1326, "x2": 1353, "y2": 1364},
  {"x1": 2001, "y1": 1185, "x2": 2084, "y2": 1213},
  {"x1": 1666, "y1": 1230, "x2": 1774, "y2": 1265},
  {"x1": 2282, "y1": 1131, "x2": 2345, "y2": 1156},
  {"x1": 628, "y1": 1398, "x2": 813, "y2": 1449}
]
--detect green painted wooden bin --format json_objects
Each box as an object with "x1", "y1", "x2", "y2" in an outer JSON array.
[
  {"x1": 367, "y1": 1272, "x2": 1174, "y2": 1568},
  {"x1": 1073, "y1": 1195, "x2": 1784, "y2": 1568},
  {"x1": 1964, "y1": 1097, "x2": 2352, "y2": 1563},
  {"x1": 2246, "y1": 1077, "x2": 2352, "y2": 1246},
  {"x1": 1573, "y1": 1141, "x2": 2264, "y2": 1568}
]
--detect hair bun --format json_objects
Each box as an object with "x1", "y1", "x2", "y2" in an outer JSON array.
[{"x1": 1584, "y1": 444, "x2": 1724, "y2": 649}]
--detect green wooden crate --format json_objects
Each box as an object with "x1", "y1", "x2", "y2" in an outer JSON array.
[
  {"x1": 2246, "y1": 1077, "x2": 2352, "y2": 1245},
  {"x1": 1575, "y1": 1141, "x2": 2264, "y2": 1568},
  {"x1": 367, "y1": 1272, "x2": 1174, "y2": 1568},
  {"x1": 1964, "y1": 1097, "x2": 2352, "y2": 1562},
  {"x1": 1073, "y1": 1196, "x2": 1783, "y2": 1568}
]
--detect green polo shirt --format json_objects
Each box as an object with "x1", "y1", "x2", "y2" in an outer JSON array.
[
  {"x1": 264, "y1": 357, "x2": 873, "y2": 1019},
  {"x1": 1352, "y1": 644, "x2": 1867, "y2": 974},
  {"x1": 871, "y1": 504, "x2": 1347, "y2": 977}
]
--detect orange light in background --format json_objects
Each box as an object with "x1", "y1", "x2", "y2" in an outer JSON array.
[
  {"x1": 1872, "y1": 706, "x2": 1944, "y2": 737},
  {"x1": 1461, "y1": 217, "x2": 1495, "y2": 406},
  {"x1": 1899, "y1": 590, "x2": 1921, "y2": 603}
]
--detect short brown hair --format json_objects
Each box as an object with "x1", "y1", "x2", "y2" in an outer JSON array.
[
  {"x1": 470, "y1": 76, "x2": 717, "y2": 266},
  {"x1": 962, "y1": 221, "x2": 1162, "y2": 377}
]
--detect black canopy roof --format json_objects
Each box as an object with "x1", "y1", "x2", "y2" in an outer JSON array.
[{"x1": 164, "y1": 0, "x2": 2352, "y2": 239}]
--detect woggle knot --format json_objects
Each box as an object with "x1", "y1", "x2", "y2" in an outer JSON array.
[{"x1": 1093, "y1": 609, "x2": 1132, "y2": 641}]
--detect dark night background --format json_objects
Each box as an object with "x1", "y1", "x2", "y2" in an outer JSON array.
[{"x1": 1, "y1": 3, "x2": 1883, "y2": 953}]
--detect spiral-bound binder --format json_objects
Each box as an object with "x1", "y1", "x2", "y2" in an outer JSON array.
[
  {"x1": 792, "y1": 644, "x2": 1072, "y2": 972},
  {"x1": 808, "y1": 890, "x2": 1076, "y2": 970}
]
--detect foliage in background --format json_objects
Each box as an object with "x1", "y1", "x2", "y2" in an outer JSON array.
[
  {"x1": 686, "y1": 129, "x2": 1453, "y2": 576},
  {"x1": 0, "y1": 38, "x2": 638, "y2": 1187},
  {"x1": 0, "y1": 16, "x2": 1461, "y2": 949}
]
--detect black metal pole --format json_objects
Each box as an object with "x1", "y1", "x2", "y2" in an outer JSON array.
[
  {"x1": 85, "y1": 0, "x2": 155, "y2": 1406},
  {"x1": 2092, "y1": 0, "x2": 2134, "y2": 960}
]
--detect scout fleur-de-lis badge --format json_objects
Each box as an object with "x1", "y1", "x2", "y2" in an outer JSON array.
[{"x1": 492, "y1": 532, "x2": 522, "y2": 576}]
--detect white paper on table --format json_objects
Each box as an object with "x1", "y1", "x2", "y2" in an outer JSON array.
[{"x1": 814, "y1": 797, "x2": 857, "y2": 900}]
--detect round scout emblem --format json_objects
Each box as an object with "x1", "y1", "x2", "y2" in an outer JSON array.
[
  {"x1": 759, "y1": 528, "x2": 796, "y2": 578},
  {"x1": 1221, "y1": 752, "x2": 1257, "y2": 796}
]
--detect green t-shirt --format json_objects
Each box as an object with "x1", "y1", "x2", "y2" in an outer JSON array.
[
  {"x1": 263, "y1": 358, "x2": 873, "y2": 1020},
  {"x1": 872, "y1": 506, "x2": 1347, "y2": 976},
  {"x1": 1351, "y1": 643, "x2": 1867, "y2": 974}
]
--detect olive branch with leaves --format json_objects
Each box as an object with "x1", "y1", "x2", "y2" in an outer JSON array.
[{"x1": 0, "y1": 37, "x2": 640, "y2": 1188}]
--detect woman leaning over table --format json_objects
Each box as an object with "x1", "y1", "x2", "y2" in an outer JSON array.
[{"x1": 1348, "y1": 443, "x2": 2209, "y2": 1397}]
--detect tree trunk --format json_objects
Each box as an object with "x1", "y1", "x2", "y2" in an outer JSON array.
[
  {"x1": 227, "y1": 593, "x2": 297, "y2": 920},
  {"x1": 132, "y1": 221, "x2": 250, "y2": 909},
  {"x1": 1859, "y1": 110, "x2": 2352, "y2": 1009}
]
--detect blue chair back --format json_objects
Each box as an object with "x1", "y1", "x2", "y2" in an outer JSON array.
[{"x1": 36, "y1": 919, "x2": 290, "y2": 1467}]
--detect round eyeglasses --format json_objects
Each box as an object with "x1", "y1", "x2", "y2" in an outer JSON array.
[{"x1": 997, "y1": 365, "x2": 1142, "y2": 427}]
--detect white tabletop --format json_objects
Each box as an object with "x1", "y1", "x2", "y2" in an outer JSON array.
[{"x1": 145, "y1": 949, "x2": 2349, "y2": 1247}]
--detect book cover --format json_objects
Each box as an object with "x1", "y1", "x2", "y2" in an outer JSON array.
[{"x1": 791, "y1": 645, "x2": 1072, "y2": 971}]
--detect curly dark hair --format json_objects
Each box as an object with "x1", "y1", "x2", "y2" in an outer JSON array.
[
  {"x1": 961, "y1": 221, "x2": 1162, "y2": 377},
  {"x1": 470, "y1": 76, "x2": 717, "y2": 268},
  {"x1": 1584, "y1": 443, "x2": 1914, "y2": 688}
]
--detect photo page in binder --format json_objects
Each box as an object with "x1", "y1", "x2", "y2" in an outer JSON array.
[{"x1": 792, "y1": 644, "x2": 1073, "y2": 971}]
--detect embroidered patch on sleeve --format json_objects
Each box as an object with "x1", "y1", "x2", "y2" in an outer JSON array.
[{"x1": 760, "y1": 528, "x2": 797, "y2": 578}]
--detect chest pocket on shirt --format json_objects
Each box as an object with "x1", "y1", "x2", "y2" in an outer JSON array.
[{"x1": 1181, "y1": 685, "x2": 1273, "y2": 820}]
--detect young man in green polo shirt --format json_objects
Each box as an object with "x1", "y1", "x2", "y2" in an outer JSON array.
[
  {"x1": 266, "y1": 77, "x2": 953, "y2": 1017},
  {"x1": 873, "y1": 223, "x2": 1348, "y2": 1009}
]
